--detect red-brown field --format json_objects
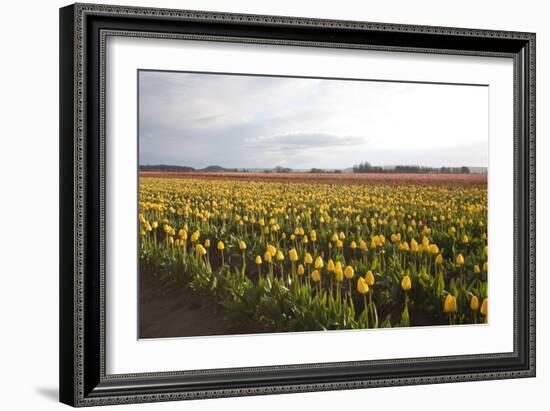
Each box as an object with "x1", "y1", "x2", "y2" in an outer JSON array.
[{"x1": 139, "y1": 171, "x2": 487, "y2": 187}]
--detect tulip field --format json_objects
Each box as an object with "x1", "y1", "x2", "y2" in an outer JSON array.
[{"x1": 139, "y1": 173, "x2": 488, "y2": 335}]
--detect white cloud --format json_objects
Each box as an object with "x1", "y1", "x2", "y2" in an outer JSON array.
[{"x1": 139, "y1": 71, "x2": 488, "y2": 169}]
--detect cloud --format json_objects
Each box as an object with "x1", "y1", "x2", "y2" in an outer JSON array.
[
  {"x1": 245, "y1": 131, "x2": 366, "y2": 152},
  {"x1": 139, "y1": 71, "x2": 489, "y2": 169}
]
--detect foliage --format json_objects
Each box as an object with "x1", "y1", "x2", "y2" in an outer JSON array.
[{"x1": 139, "y1": 177, "x2": 489, "y2": 331}]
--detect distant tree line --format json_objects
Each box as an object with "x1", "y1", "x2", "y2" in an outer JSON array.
[
  {"x1": 139, "y1": 164, "x2": 195, "y2": 172},
  {"x1": 352, "y1": 162, "x2": 470, "y2": 174},
  {"x1": 308, "y1": 168, "x2": 341, "y2": 174}
]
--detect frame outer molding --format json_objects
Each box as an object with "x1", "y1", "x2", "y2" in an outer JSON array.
[{"x1": 60, "y1": 2, "x2": 536, "y2": 407}]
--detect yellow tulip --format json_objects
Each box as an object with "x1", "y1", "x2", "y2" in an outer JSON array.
[
  {"x1": 327, "y1": 259, "x2": 335, "y2": 272},
  {"x1": 263, "y1": 250, "x2": 272, "y2": 263},
  {"x1": 365, "y1": 270, "x2": 375, "y2": 286},
  {"x1": 196, "y1": 244, "x2": 207, "y2": 256},
  {"x1": 267, "y1": 244, "x2": 277, "y2": 257},
  {"x1": 314, "y1": 256, "x2": 324, "y2": 269},
  {"x1": 239, "y1": 240, "x2": 247, "y2": 250},
  {"x1": 350, "y1": 241, "x2": 357, "y2": 250},
  {"x1": 297, "y1": 264, "x2": 305, "y2": 276},
  {"x1": 344, "y1": 265, "x2": 354, "y2": 279},
  {"x1": 443, "y1": 294, "x2": 457, "y2": 313},
  {"x1": 462, "y1": 235, "x2": 469, "y2": 244},
  {"x1": 334, "y1": 262, "x2": 344, "y2": 282},
  {"x1": 480, "y1": 298, "x2": 488, "y2": 316},
  {"x1": 357, "y1": 277, "x2": 369, "y2": 294},
  {"x1": 276, "y1": 250, "x2": 284, "y2": 261},
  {"x1": 470, "y1": 295, "x2": 479, "y2": 311},
  {"x1": 401, "y1": 275, "x2": 412, "y2": 291},
  {"x1": 311, "y1": 269, "x2": 321, "y2": 282},
  {"x1": 204, "y1": 239, "x2": 210, "y2": 248},
  {"x1": 304, "y1": 253, "x2": 313, "y2": 265},
  {"x1": 217, "y1": 241, "x2": 225, "y2": 251},
  {"x1": 456, "y1": 254, "x2": 465, "y2": 266},
  {"x1": 435, "y1": 254, "x2": 443, "y2": 265},
  {"x1": 473, "y1": 265, "x2": 480, "y2": 273},
  {"x1": 255, "y1": 255, "x2": 262, "y2": 265},
  {"x1": 289, "y1": 248, "x2": 298, "y2": 262},
  {"x1": 189, "y1": 230, "x2": 198, "y2": 242}
]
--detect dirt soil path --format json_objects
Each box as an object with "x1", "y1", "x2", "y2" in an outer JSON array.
[{"x1": 139, "y1": 272, "x2": 276, "y2": 339}]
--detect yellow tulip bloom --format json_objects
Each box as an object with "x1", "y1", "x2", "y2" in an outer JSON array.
[
  {"x1": 365, "y1": 270, "x2": 375, "y2": 286},
  {"x1": 334, "y1": 262, "x2": 344, "y2": 282},
  {"x1": 470, "y1": 295, "x2": 479, "y2": 311},
  {"x1": 401, "y1": 275, "x2": 412, "y2": 291},
  {"x1": 357, "y1": 277, "x2": 369, "y2": 294},
  {"x1": 443, "y1": 294, "x2": 457, "y2": 313},
  {"x1": 344, "y1": 265, "x2": 354, "y2": 279},
  {"x1": 196, "y1": 244, "x2": 207, "y2": 256},
  {"x1": 311, "y1": 269, "x2": 321, "y2": 283},
  {"x1": 480, "y1": 298, "x2": 488, "y2": 316},
  {"x1": 289, "y1": 248, "x2": 298, "y2": 262},
  {"x1": 314, "y1": 256, "x2": 324, "y2": 269}
]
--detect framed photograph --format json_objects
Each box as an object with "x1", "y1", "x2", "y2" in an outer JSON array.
[{"x1": 59, "y1": 3, "x2": 536, "y2": 407}]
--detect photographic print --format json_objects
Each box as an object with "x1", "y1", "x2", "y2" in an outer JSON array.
[{"x1": 138, "y1": 70, "x2": 489, "y2": 339}]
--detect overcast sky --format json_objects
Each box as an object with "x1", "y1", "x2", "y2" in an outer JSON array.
[{"x1": 138, "y1": 70, "x2": 488, "y2": 169}]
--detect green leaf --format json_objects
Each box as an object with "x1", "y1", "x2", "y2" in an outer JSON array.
[{"x1": 380, "y1": 314, "x2": 393, "y2": 328}]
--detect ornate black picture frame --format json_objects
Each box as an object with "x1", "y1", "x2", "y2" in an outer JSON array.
[{"x1": 59, "y1": 3, "x2": 535, "y2": 407}]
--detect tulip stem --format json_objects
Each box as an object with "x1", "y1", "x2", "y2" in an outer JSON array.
[
  {"x1": 363, "y1": 294, "x2": 369, "y2": 328},
  {"x1": 368, "y1": 291, "x2": 374, "y2": 326}
]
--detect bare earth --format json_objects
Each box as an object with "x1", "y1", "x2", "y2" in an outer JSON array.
[
  {"x1": 139, "y1": 271, "x2": 277, "y2": 339},
  {"x1": 139, "y1": 171, "x2": 487, "y2": 187}
]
